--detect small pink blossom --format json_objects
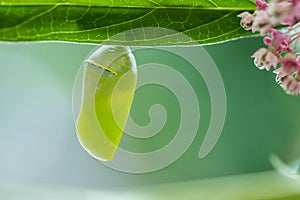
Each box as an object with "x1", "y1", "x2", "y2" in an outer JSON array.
[
  {"x1": 268, "y1": 29, "x2": 291, "y2": 45},
  {"x1": 278, "y1": 75, "x2": 300, "y2": 95},
  {"x1": 274, "y1": 67, "x2": 293, "y2": 77},
  {"x1": 284, "y1": 53, "x2": 299, "y2": 68},
  {"x1": 237, "y1": 12, "x2": 254, "y2": 30},
  {"x1": 255, "y1": 0, "x2": 268, "y2": 10},
  {"x1": 274, "y1": 53, "x2": 300, "y2": 77},
  {"x1": 268, "y1": 1, "x2": 294, "y2": 25},
  {"x1": 294, "y1": 1, "x2": 300, "y2": 19},
  {"x1": 265, "y1": 29, "x2": 292, "y2": 53},
  {"x1": 252, "y1": 48, "x2": 268, "y2": 69},
  {"x1": 282, "y1": 12, "x2": 295, "y2": 26},
  {"x1": 252, "y1": 48, "x2": 278, "y2": 70},
  {"x1": 252, "y1": 10, "x2": 272, "y2": 34},
  {"x1": 281, "y1": 53, "x2": 300, "y2": 69},
  {"x1": 268, "y1": 0, "x2": 300, "y2": 26},
  {"x1": 263, "y1": 36, "x2": 272, "y2": 46},
  {"x1": 284, "y1": 0, "x2": 300, "y2": 25}
]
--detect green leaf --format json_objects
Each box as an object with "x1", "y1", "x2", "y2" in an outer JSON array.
[{"x1": 0, "y1": 0, "x2": 256, "y2": 45}]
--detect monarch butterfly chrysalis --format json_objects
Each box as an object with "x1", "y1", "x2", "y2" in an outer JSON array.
[{"x1": 76, "y1": 45, "x2": 137, "y2": 161}]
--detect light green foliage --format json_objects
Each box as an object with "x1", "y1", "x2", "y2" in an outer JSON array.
[{"x1": 0, "y1": 0, "x2": 256, "y2": 45}]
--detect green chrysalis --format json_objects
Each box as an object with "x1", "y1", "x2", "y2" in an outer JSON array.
[{"x1": 76, "y1": 46, "x2": 137, "y2": 160}]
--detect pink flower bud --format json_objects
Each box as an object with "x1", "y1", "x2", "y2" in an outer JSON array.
[
  {"x1": 264, "y1": 51, "x2": 279, "y2": 70},
  {"x1": 237, "y1": 12, "x2": 254, "y2": 30},
  {"x1": 263, "y1": 37, "x2": 272, "y2": 46},
  {"x1": 282, "y1": 12, "x2": 295, "y2": 26},
  {"x1": 252, "y1": 48, "x2": 268, "y2": 69},
  {"x1": 255, "y1": 0, "x2": 268, "y2": 10},
  {"x1": 281, "y1": 53, "x2": 300, "y2": 70},
  {"x1": 268, "y1": 1, "x2": 293, "y2": 25},
  {"x1": 278, "y1": 75, "x2": 300, "y2": 95},
  {"x1": 274, "y1": 67, "x2": 293, "y2": 77},
  {"x1": 252, "y1": 48, "x2": 278, "y2": 71},
  {"x1": 294, "y1": 1, "x2": 300, "y2": 19},
  {"x1": 252, "y1": 10, "x2": 272, "y2": 35},
  {"x1": 266, "y1": 29, "x2": 292, "y2": 53},
  {"x1": 274, "y1": 53, "x2": 300, "y2": 80}
]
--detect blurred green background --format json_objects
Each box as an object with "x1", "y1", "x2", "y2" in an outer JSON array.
[{"x1": 0, "y1": 37, "x2": 300, "y2": 199}]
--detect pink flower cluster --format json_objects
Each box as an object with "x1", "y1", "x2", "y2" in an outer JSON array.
[{"x1": 238, "y1": 0, "x2": 300, "y2": 95}]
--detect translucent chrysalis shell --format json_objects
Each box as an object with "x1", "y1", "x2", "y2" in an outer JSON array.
[{"x1": 75, "y1": 46, "x2": 137, "y2": 160}]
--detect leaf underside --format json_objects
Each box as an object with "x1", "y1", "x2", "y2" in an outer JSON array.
[{"x1": 0, "y1": 0, "x2": 256, "y2": 45}]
